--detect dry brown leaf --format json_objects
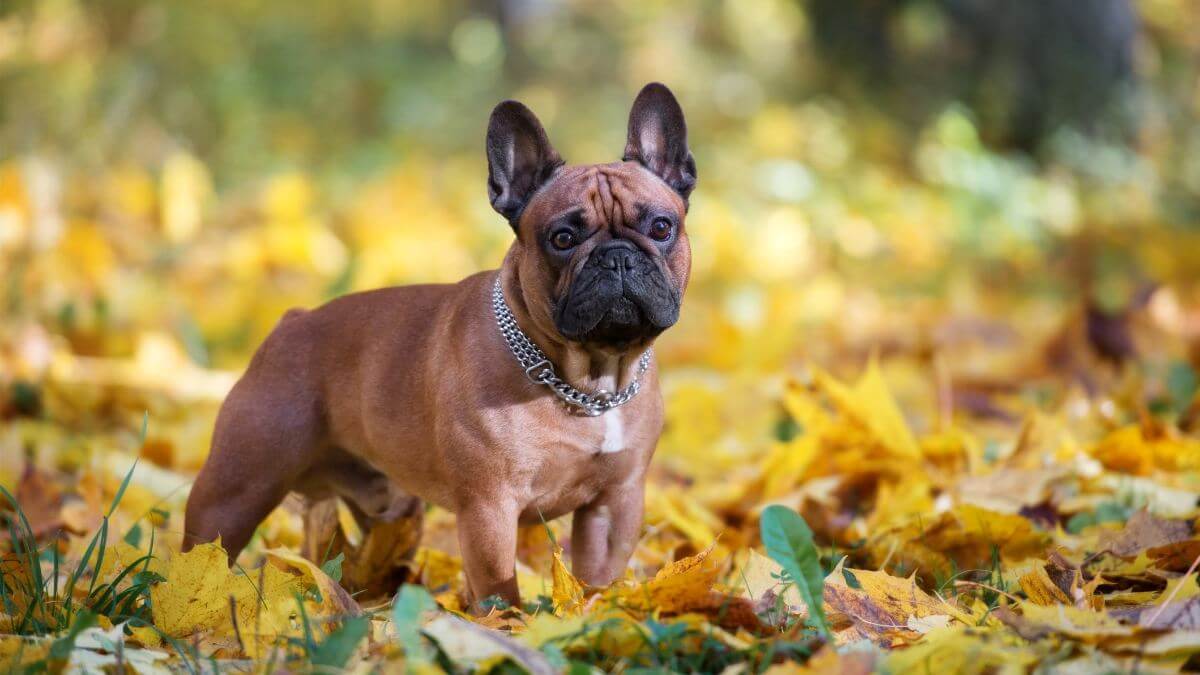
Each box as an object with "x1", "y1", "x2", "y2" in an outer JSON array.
[
  {"x1": 956, "y1": 467, "x2": 1066, "y2": 514},
  {"x1": 1103, "y1": 509, "x2": 1194, "y2": 558},
  {"x1": 1141, "y1": 596, "x2": 1200, "y2": 630},
  {"x1": 5, "y1": 463, "x2": 64, "y2": 540},
  {"x1": 1148, "y1": 540, "x2": 1200, "y2": 573},
  {"x1": 301, "y1": 494, "x2": 423, "y2": 602},
  {"x1": 823, "y1": 560, "x2": 969, "y2": 645}
]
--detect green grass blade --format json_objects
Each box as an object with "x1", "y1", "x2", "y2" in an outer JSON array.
[{"x1": 104, "y1": 412, "x2": 147, "y2": 521}]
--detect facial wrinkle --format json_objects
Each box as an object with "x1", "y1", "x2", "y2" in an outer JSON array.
[
  {"x1": 610, "y1": 170, "x2": 628, "y2": 232},
  {"x1": 602, "y1": 167, "x2": 638, "y2": 239},
  {"x1": 585, "y1": 168, "x2": 606, "y2": 230},
  {"x1": 596, "y1": 169, "x2": 618, "y2": 230}
]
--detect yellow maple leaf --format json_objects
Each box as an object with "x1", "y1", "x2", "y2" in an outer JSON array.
[
  {"x1": 150, "y1": 541, "x2": 348, "y2": 658},
  {"x1": 614, "y1": 545, "x2": 720, "y2": 613},
  {"x1": 1091, "y1": 425, "x2": 1200, "y2": 476},
  {"x1": 885, "y1": 625, "x2": 1039, "y2": 674},
  {"x1": 730, "y1": 549, "x2": 803, "y2": 609},
  {"x1": 550, "y1": 545, "x2": 585, "y2": 616},
  {"x1": 149, "y1": 541, "x2": 246, "y2": 641},
  {"x1": 414, "y1": 547, "x2": 463, "y2": 593},
  {"x1": 1161, "y1": 572, "x2": 1200, "y2": 603},
  {"x1": 1019, "y1": 603, "x2": 1136, "y2": 641},
  {"x1": 96, "y1": 541, "x2": 166, "y2": 588},
  {"x1": 0, "y1": 635, "x2": 49, "y2": 669},
  {"x1": 813, "y1": 358, "x2": 921, "y2": 459},
  {"x1": 824, "y1": 559, "x2": 972, "y2": 645},
  {"x1": 869, "y1": 504, "x2": 1048, "y2": 583},
  {"x1": 645, "y1": 485, "x2": 721, "y2": 550},
  {"x1": 263, "y1": 548, "x2": 360, "y2": 617},
  {"x1": 759, "y1": 436, "x2": 819, "y2": 499},
  {"x1": 518, "y1": 612, "x2": 589, "y2": 649}
]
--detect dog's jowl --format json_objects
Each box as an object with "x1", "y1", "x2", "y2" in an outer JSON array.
[{"x1": 184, "y1": 83, "x2": 696, "y2": 611}]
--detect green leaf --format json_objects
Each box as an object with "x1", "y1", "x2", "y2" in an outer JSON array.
[
  {"x1": 310, "y1": 616, "x2": 369, "y2": 668},
  {"x1": 392, "y1": 584, "x2": 436, "y2": 667},
  {"x1": 320, "y1": 552, "x2": 345, "y2": 583},
  {"x1": 760, "y1": 505, "x2": 832, "y2": 640}
]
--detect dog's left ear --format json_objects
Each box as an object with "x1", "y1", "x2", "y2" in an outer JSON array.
[
  {"x1": 623, "y1": 83, "x2": 697, "y2": 201},
  {"x1": 487, "y1": 100, "x2": 564, "y2": 227}
]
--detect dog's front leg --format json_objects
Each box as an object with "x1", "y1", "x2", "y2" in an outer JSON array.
[
  {"x1": 457, "y1": 499, "x2": 520, "y2": 612},
  {"x1": 571, "y1": 478, "x2": 645, "y2": 587}
]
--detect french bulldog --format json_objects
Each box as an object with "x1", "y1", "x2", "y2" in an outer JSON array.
[{"x1": 183, "y1": 82, "x2": 696, "y2": 610}]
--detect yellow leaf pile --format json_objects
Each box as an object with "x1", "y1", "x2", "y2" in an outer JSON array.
[
  {"x1": 149, "y1": 542, "x2": 358, "y2": 658},
  {"x1": 3, "y1": 5, "x2": 1200, "y2": 667}
]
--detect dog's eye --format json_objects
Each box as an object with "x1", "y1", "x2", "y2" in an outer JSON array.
[
  {"x1": 550, "y1": 229, "x2": 576, "y2": 250},
  {"x1": 649, "y1": 217, "x2": 673, "y2": 241}
]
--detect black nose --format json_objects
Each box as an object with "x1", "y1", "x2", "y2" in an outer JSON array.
[{"x1": 595, "y1": 240, "x2": 639, "y2": 271}]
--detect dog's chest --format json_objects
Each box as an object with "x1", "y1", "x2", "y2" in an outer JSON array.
[
  {"x1": 516, "y1": 409, "x2": 644, "y2": 522},
  {"x1": 573, "y1": 407, "x2": 641, "y2": 457},
  {"x1": 598, "y1": 409, "x2": 625, "y2": 454}
]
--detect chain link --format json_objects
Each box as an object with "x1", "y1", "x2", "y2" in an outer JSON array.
[{"x1": 492, "y1": 278, "x2": 651, "y2": 416}]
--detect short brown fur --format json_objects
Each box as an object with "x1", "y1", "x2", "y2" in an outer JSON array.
[{"x1": 184, "y1": 83, "x2": 695, "y2": 610}]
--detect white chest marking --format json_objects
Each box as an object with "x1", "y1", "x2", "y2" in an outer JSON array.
[{"x1": 599, "y1": 409, "x2": 625, "y2": 454}]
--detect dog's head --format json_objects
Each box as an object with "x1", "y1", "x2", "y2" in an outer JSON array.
[{"x1": 486, "y1": 83, "x2": 695, "y2": 351}]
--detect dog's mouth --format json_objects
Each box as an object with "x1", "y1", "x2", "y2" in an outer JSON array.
[
  {"x1": 578, "y1": 297, "x2": 656, "y2": 346},
  {"x1": 553, "y1": 243, "x2": 680, "y2": 349}
]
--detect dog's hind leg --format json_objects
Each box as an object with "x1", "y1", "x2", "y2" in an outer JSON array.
[
  {"x1": 298, "y1": 453, "x2": 424, "y2": 600},
  {"x1": 183, "y1": 373, "x2": 324, "y2": 561}
]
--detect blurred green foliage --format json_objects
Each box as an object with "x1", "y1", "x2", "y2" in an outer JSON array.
[{"x1": 0, "y1": 0, "x2": 1198, "y2": 370}]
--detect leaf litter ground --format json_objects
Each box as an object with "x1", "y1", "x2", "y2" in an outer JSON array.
[{"x1": 3, "y1": 346, "x2": 1200, "y2": 672}]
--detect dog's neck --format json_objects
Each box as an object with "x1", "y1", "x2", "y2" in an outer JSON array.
[{"x1": 497, "y1": 268, "x2": 650, "y2": 395}]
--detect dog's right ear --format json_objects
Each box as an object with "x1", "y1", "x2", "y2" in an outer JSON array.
[{"x1": 486, "y1": 101, "x2": 564, "y2": 228}]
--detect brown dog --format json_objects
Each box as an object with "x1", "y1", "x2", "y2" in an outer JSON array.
[{"x1": 183, "y1": 83, "x2": 696, "y2": 610}]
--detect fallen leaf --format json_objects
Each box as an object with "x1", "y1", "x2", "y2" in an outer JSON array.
[
  {"x1": 823, "y1": 560, "x2": 969, "y2": 645},
  {"x1": 906, "y1": 613, "x2": 952, "y2": 634},
  {"x1": 1018, "y1": 603, "x2": 1136, "y2": 640},
  {"x1": 149, "y1": 540, "x2": 348, "y2": 658},
  {"x1": 264, "y1": 548, "x2": 361, "y2": 617},
  {"x1": 5, "y1": 463, "x2": 64, "y2": 540},
  {"x1": 550, "y1": 545, "x2": 585, "y2": 616},
  {"x1": 956, "y1": 467, "x2": 1066, "y2": 514},
  {"x1": 613, "y1": 545, "x2": 720, "y2": 613},
  {"x1": 884, "y1": 625, "x2": 1040, "y2": 674},
  {"x1": 731, "y1": 548, "x2": 803, "y2": 610},
  {"x1": 423, "y1": 613, "x2": 556, "y2": 675},
  {"x1": 1019, "y1": 563, "x2": 1072, "y2": 606},
  {"x1": 813, "y1": 359, "x2": 921, "y2": 459},
  {"x1": 1102, "y1": 509, "x2": 1193, "y2": 557},
  {"x1": 1141, "y1": 596, "x2": 1200, "y2": 630},
  {"x1": 1148, "y1": 540, "x2": 1200, "y2": 572}
]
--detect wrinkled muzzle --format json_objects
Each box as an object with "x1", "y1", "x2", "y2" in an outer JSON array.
[{"x1": 554, "y1": 240, "x2": 680, "y2": 347}]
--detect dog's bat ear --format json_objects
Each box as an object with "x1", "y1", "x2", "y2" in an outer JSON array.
[
  {"x1": 486, "y1": 100, "x2": 564, "y2": 228},
  {"x1": 623, "y1": 83, "x2": 697, "y2": 201}
]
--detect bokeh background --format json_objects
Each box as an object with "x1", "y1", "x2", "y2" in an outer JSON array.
[{"x1": 2, "y1": 0, "x2": 1199, "y2": 539}]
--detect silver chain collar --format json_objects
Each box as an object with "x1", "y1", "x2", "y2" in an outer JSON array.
[{"x1": 492, "y1": 277, "x2": 651, "y2": 417}]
